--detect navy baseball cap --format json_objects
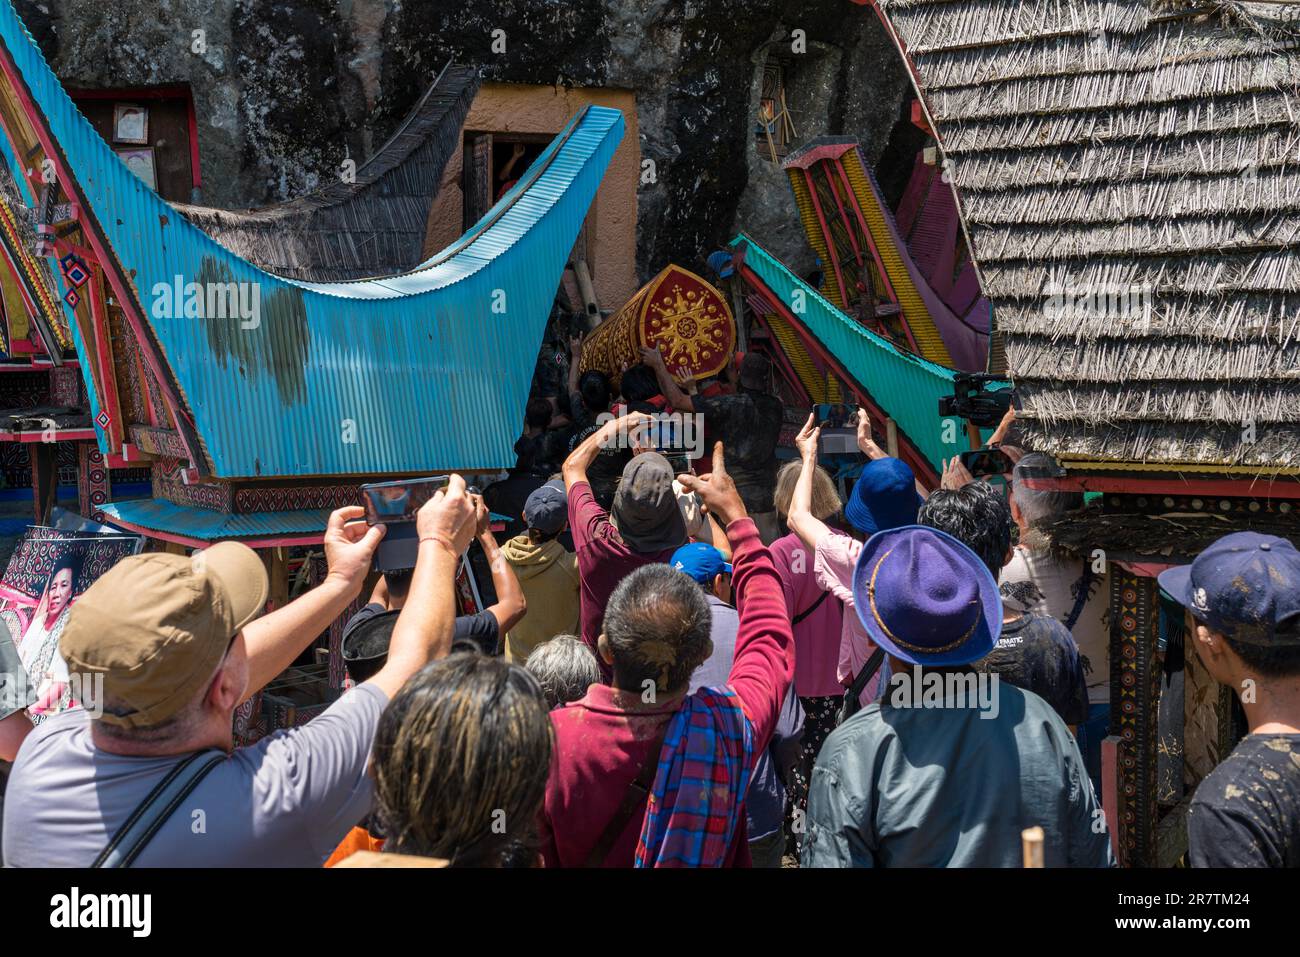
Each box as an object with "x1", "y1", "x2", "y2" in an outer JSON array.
[
  {"x1": 1158, "y1": 531, "x2": 1300, "y2": 645},
  {"x1": 671, "y1": 542, "x2": 731, "y2": 585},
  {"x1": 523, "y1": 480, "x2": 568, "y2": 536}
]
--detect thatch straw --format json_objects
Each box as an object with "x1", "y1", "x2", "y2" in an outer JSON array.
[
  {"x1": 175, "y1": 65, "x2": 478, "y2": 283},
  {"x1": 877, "y1": 0, "x2": 1300, "y2": 472}
]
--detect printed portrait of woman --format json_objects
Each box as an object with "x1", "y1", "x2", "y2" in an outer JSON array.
[{"x1": 16, "y1": 553, "x2": 82, "y2": 723}]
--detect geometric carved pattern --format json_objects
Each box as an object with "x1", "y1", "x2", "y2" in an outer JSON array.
[
  {"x1": 77, "y1": 444, "x2": 110, "y2": 523},
  {"x1": 233, "y1": 483, "x2": 362, "y2": 514},
  {"x1": 1109, "y1": 571, "x2": 1163, "y2": 868},
  {"x1": 152, "y1": 460, "x2": 230, "y2": 511}
]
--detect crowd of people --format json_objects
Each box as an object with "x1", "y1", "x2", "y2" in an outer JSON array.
[{"x1": 0, "y1": 347, "x2": 1296, "y2": 869}]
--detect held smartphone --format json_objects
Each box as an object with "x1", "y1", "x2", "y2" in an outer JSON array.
[
  {"x1": 959, "y1": 447, "x2": 1014, "y2": 479},
  {"x1": 660, "y1": 450, "x2": 692, "y2": 476},
  {"x1": 360, "y1": 476, "x2": 451, "y2": 525}
]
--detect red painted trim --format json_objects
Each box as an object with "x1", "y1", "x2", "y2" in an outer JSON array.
[
  {"x1": 51, "y1": 235, "x2": 99, "y2": 265},
  {"x1": 803, "y1": 167, "x2": 848, "y2": 312},
  {"x1": 31, "y1": 357, "x2": 78, "y2": 369},
  {"x1": 832, "y1": 157, "x2": 903, "y2": 312},
  {"x1": 909, "y1": 99, "x2": 932, "y2": 135},
  {"x1": 822, "y1": 164, "x2": 866, "y2": 272},
  {"x1": 0, "y1": 40, "x2": 205, "y2": 473},
  {"x1": 781, "y1": 141, "x2": 856, "y2": 170},
  {"x1": 87, "y1": 269, "x2": 124, "y2": 450},
  {"x1": 752, "y1": 313, "x2": 813, "y2": 407},
  {"x1": 101, "y1": 515, "x2": 326, "y2": 550},
  {"x1": 0, "y1": 428, "x2": 95, "y2": 442},
  {"x1": 1022, "y1": 473, "x2": 1300, "y2": 499},
  {"x1": 1101, "y1": 735, "x2": 1120, "y2": 863},
  {"x1": 740, "y1": 264, "x2": 939, "y2": 488}
]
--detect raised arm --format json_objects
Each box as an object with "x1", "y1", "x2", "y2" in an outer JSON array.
[
  {"x1": 240, "y1": 506, "x2": 384, "y2": 700},
  {"x1": 679, "y1": 444, "x2": 794, "y2": 747},
  {"x1": 367, "y1": 476, "x2": 478, "y2": 699},
  {"x1": 640, "y1": 346, "x2": 694, "y2": 413},
  {"x1": 787, "y1": 414, "x2": 834, "y2": 554},
  {"x1": 475, "y1": 497, "x2": 527, "y2": 633},
  {"x1": 562, "y1": 410, "x2": 648, "y2": 490}
]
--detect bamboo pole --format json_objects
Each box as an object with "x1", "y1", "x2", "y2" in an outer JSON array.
[{"x1": 1022, "y1": 826, "x2": 1045, "y2": 868}]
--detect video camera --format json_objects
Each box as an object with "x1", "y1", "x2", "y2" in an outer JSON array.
[{"x1": 937, "y1": 373, "x2": 1015, "y2": 429}]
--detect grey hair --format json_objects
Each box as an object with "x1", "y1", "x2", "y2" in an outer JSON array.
[
  {"x1": 524, "y1": 635, "x2": 602, "y2": 709},
  {"x1": 1011, "y1": 452, "x2": 1083, "y2": 528}
]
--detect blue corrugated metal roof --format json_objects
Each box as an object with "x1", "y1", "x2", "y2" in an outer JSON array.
[
  {"x1": 0, "y1": 0, "x2": 624, "y2": 479},
  {"x1": 100, "y1": 499, "x2": 335, "y2": 541},
  {"x1": 732, "y1": 233, "x2": 1002, "y2": 475}
]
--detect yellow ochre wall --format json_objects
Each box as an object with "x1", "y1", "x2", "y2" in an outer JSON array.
[{"x1": 423, "y1": 82, "x2": 640, "y2": 311}]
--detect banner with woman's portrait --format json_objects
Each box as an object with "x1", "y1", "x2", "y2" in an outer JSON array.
[{"x1": 0, "y1": 526, "x2": 143, "y2": 723}]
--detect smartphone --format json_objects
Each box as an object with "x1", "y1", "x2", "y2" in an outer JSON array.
[
  {"x1": 360, "y1": 476, "x2": 450, "y2": 525},
  {"x1": 660, "y1": 450, "x2": 692, "y2": 475},
  {"x1": 959, "y1": 448, "x2": 1013, "y2": 479}
]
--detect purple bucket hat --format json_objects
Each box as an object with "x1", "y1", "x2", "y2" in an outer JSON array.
[{"x1": 851, "y1": 525, "x2": 1001, "y2": 666}]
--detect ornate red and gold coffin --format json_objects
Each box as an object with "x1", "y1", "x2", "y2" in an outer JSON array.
[{"x1": 580, "y1": 264, "x2": 736, "y2": 388}]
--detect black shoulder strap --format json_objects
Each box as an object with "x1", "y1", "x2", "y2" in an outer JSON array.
[
  {"x1": 792, "y1": 589, "x2": 830, "y2": 626},
  {"x1": 92, "y1": 749, "x2": 225, "y2": 868},
  {"x1": 585, "y1": 726, "x2": 667, "y2": 867},
  {"x1": 837, "y1": 648, "x2": 887, "y2": 726}
]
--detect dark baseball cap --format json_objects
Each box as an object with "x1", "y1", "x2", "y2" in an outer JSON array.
[
  {"x1": 524, "y1": 480, "x2": 568, "y2": 536},
  {"x1": 1158, "y1": 531, "x2": 1300, "y2": 645}
]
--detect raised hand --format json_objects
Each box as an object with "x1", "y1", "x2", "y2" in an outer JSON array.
[
  {"x1": 323, "y1": 506, "x2": 386, "y2": 594},
  {"x1": 678, "y1": 442, "x2": 748, "y2": 527},
  {"x1": 795, "y1": 412, "x2": 820, "y2": 460},
  {"x1": 941, "y1": 456, "x2": 976, "y2": 491},
  {"x1": 417, "y1": 475, "x2": 477, "y2": 555}
]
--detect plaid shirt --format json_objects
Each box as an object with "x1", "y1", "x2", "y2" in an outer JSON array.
[{"x1": 635, "y1": 687, "x2": 754, "y2": 868}]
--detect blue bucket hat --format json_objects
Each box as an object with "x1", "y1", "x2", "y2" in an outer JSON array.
[
  {"x1": 851, "y1": 525, "x2": 1001, "y2": 666},
  {"x1": 1158, "y1": 531, "x2": 1300, "y2": 646},
  {"x1": 844, "y1": 457, "x2": 924, "y2": 535}
]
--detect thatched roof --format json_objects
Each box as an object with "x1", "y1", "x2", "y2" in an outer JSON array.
[
  {"x1": 874, "y1": 0, "x2": 1300, "y2": 472},
  {"x1": 174, "y1": 63, "x2": 479, "y2": 282}
]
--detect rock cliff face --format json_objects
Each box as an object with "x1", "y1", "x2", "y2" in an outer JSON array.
[{"x1": 17, "y1": 0, "x2": 910, "y2": 282}]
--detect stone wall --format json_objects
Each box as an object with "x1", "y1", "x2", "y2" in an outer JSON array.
[{"x1": 17, "y1": 0, "x2": 911, "y2": 286}]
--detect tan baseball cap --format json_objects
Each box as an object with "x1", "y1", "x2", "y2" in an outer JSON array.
[{"x1": 60, "y1": 542, "x2": 269, "y2": 728}]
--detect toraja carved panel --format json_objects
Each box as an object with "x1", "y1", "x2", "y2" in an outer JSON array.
[
  {"x1": 152, "y1": 460, "x2": 231, "y2": 511},
  {"x1": 150, "y1": 460, "x2": 363, "y2": 516},
  {"x1": 131, "y1": 425, "x2": 188, "y2": 458},
  {"x1": 232, "y1": 483, "x2": 363, "y2": 514},
  {"x1": 77, "y1": 444, "x2": 110, "y2": 524},
  {"x1": 1110, "y1": 571, "x2": 1163, "y2": 867}
]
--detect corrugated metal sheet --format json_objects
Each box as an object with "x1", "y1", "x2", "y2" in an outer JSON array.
[
  {"x1": 0, "y1": 1, "x2": 623, "y2": 479},
  {"x1": 100, "y1": 500, "x2": 335, "y2": 541},
  {"x1": 732, "y1": 232, "x2": 1002, "y2": 475}
]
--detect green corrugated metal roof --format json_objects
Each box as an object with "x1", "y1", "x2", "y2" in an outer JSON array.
[{"x1": 732, "y1": 232, "x2": 1000, "y2": 475}]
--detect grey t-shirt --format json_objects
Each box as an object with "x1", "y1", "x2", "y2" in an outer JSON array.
[{"x1": 2, "y1": 682, "x2": 387, "y2": 868}]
